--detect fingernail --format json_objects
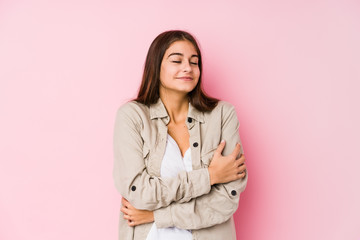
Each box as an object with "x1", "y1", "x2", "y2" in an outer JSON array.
[{"x1": 221, "y1": 139, "x2": 225, "y2": 143}]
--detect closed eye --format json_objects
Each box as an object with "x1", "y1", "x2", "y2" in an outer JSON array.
[{"x1": 172, "y1": 61, "x2": 198, "y2": 65}]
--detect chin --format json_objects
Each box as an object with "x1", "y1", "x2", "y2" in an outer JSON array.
[{"x1": 180, "y1": 87, "x2": 196, "y2": 93}]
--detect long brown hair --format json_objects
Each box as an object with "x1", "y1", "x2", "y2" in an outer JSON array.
[{"x1": 133, "y1": 30, "x2": 219, "y2": 112}]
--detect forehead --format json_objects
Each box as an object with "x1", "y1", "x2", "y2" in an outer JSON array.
[{"x1": 165, "y1": 40, "x2": 198, "y2": 56}]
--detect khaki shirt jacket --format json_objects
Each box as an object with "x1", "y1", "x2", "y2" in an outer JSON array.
[{"x1": 113, "y1": 97, "x2": 248, "y2": 240}]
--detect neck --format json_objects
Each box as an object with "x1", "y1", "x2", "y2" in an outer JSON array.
[{"x1": 160, "y1": 92, "x2": 189, "y2": 124}]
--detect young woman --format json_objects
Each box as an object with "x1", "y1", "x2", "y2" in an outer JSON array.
[{"x1": 113, "y1": 30, "x2": 248, "y2": 240}]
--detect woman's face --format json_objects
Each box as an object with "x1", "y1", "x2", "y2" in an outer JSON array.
[{"x1": 159, "y1": 40, "x2": 200, "y2": 97}]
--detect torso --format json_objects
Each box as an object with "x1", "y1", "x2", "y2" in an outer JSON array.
[{"x1": 115, "y1": 99, "x2": 242, "y2": 240}]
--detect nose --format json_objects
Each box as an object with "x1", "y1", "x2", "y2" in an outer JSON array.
[{"x1": 183, "y1": 60, "x2": 192, "y2": 72}]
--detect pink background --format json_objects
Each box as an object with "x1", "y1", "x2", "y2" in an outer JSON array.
[{"x1": 1, "y1": 0, "x2": 359, "y2": 239}]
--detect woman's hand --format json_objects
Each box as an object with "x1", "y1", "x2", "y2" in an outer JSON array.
[
  {"x1": 208, "y1": 140, "x2": 247, "y2": 185},
  {"x1": 120, "y1": 198, "x2": 154, "y2": 227}
]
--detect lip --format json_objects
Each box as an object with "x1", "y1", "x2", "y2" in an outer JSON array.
[{"x1": 177, "y1": 77, "x2": 193, "y2": 81}]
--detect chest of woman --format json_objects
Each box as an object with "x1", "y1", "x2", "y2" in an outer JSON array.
[{"x1": 140, "y1": 115, "x2": 222, "y2": 178}]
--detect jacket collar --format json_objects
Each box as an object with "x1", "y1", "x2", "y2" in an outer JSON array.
[{"x1": 150, "y1": 97, "x2": 204, "y2": 124}]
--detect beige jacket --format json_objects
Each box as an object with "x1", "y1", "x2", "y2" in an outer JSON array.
[{"x1": 113, "y1": 97, "x2": 248, "y2": 240}]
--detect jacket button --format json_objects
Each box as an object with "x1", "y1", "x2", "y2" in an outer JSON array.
[
  {"x1": 131, "y1": 186, "x2": 136, "y2": 191},
  {"x1": 193, "y1": 142, "x2": 198, "y2": 147},
  {"x1": 231, "y1": 190, "x2": 237, "y2": 196},
  {"x1": 187, "y1": 117, "x2": 192, "y2": 123}
]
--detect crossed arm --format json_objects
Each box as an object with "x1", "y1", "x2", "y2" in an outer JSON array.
[{"x1": 121, "y1": 148, "x2": 247, "y2": 229}]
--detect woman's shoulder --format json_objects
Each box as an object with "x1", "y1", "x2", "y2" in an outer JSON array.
[
  {"x1": 204, "y1": 100, "x2": 237, "y2": 121},
  {"x1": 205, "y1": 100, "x2": 239, "y2": 126},
  {"x1": 115, "y1": 100, "x2": 150, "y2": 121},
  {"x1": 216, "y1": 100, "x2": 236, "y2": 109},
  {"x1": 210, "y1": 100, "x2": 237, "y2": 116}
]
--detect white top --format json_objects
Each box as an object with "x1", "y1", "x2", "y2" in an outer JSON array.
[{"x1": 145, "y1": 134, "x2": 193, "y2": 240}]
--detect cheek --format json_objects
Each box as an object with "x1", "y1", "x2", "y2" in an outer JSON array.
[
  {"x1": 159, "y1": 66, "x2": 169, "y2": 83},
  {"x1": 159, "y1": 68, "x2": 174, "y2": 86},
  {"x1": 161, "y1": 64, "x2": 177, "y2": 78},
  {"x1": 194, "y1": 68, "x2": 200, "y2": 79}
]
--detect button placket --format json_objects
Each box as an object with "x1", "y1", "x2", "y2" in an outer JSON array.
[{"x1": 190, "y1": 120, "x2": 202, "y2": 170}]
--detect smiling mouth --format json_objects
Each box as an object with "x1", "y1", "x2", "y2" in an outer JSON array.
[{"x1": 177, "y1": 77, "x2": 193, "y2": 81}]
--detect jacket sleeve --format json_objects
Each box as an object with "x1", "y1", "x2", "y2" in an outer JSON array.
[
  {"x1": 113, "y1": 103, "x2": 211, "y2": 210},
  {"x1": 153, "y1": 103, "x2": 248, "y2": 230}
]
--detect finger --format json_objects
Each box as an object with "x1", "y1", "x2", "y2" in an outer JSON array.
[
  {"x1": 231, "y1": 143, "x2": 241, "y2": 158},
  {"x1": 238, "y1": 163, "x2": 246, "y2": 172},
  {"x1": 123, "y1": 199, "x2": 135, "y2": 210},
  {"x1": 236, "y1": 154, "x2": 246, "y2": 165},
  {"x1": 121, "y1": 206, "x2": 130, "y2": 215},
  {"x1": 125, "y1": 201, "x2": 135, "y2": 210},
  {"x1": 120, "y1": 206, "x2": 127, "y2": 214},
  {"x1": 121, "y1": 198, "x2": 129, "y2": 207},
  {"x1": 121, "y1": 201, "x2": 128, "y2": 209},
  {"x1": 214, "y1": 139, "x2": 226, "y2": 156},
  {"x1": 237, "y1": 171, "x2": 246, "y2": 179},
  {"x1": 123, "y1": 214, "x2": 132, "y2": 221},
  {"x1": 128, "y1": 220, "x2": 136, "y2": 227}
]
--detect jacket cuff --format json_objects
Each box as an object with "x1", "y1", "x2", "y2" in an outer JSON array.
[
  {"x1": 188, "y1": 168, "x2": 211, "y2": 198},
  {"x1": 154, "y1": 206, "x2": 173, "y2": 228}
]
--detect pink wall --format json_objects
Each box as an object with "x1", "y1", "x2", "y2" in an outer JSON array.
[{"x1": 1, "y1": 0, "x2": 359, "y2": 239}]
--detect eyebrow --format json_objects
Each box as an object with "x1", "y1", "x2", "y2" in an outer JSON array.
[{"x1": 167, "y1": 53, "x2": 199, "y2": 59}]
